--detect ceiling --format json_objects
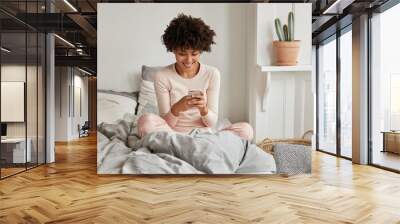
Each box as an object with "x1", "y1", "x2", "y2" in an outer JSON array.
[{"x1": 0, "y1": 0, "x2": 394, "y2": 74}]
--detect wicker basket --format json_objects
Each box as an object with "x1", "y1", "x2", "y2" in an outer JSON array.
[{"x1": 257, "y1": 131, "x2": 312, "y2": 154}]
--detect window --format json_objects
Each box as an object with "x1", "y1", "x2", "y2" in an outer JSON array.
[
  {"x1": 340, "y1": 29, "x2": 352, "y2": 158},
  {"x1": 370, "y1": 2, "x2": 400, "y2": 171},
  {"x1": 390, "y1": 74, "x2": 400, "y2": 130},
  {"x1": 317, "y1": 26, "x2": 353, "y2": 159},
  {"x1": 318, "y1": 37, "x2": 337, "y2": 154}
]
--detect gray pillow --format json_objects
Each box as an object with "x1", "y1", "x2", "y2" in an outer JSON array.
[
  {"x1": 273, "y1": 144, "x2": 311, "y2": 176},
  {"x1": 141, "y1": 65, "x2": 164, "y2": 82}
]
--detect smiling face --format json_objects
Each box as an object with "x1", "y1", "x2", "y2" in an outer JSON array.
[{"x1": 173, "y1": 48, "x2": 201, "y2": 74}]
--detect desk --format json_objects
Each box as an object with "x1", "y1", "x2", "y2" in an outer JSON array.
[
  {"x1": 381, "y1": 131, "x2": 400, "y2": 154},
  {"x1": 1, "y1": 138, "x2": 31, "y2": 163}
]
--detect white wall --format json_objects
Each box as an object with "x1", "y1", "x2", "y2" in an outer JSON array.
[
  {"x1": 72, "y1": 74, "x2": 89, "y2": 138},
  {"x1": 55, "y1": 67, "x2": 89, "y2": 141},
  {"x1": 98, "y1": 3, "x2": 248, "y2": 122},
  {"x1": 1, "y1": 82, "x2": 25, "y2": 122},
  {"x1": 246, "y1": 3, "x2": 313, "y2": 142},
  {"x1": 55, "y1": 67, "x2": 69, "y2": 141}
]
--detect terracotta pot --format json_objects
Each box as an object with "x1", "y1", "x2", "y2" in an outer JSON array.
[{"x1": 273, "y1": 40, "x2": 300, "y2": 66}]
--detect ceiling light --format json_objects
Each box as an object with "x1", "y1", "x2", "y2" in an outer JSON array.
[
  {"x1": 322, "y1": 0, "x2": 355, "y2": 15},
  {"x1": 78, "y1": 67, "x2": 93, "y2": 76},
  {"x1": 63, "y1": 0, "x2": 78, "y2": 12},
  {"x1": 76, "y1": 48, "x2": 85, "y2": 55},
  {"x1": 1, "y1": 47, "x2": 11, "y2": 53},
  {"x1": 54, "y1": 34, "x2": 75, "y2": 48},
  {"x1": 323, "y1": 0, "x2": 342, "y2": 14}
]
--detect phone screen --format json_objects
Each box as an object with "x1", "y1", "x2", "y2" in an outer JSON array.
[{"x1": 188, "y1": 90, "x2": 202, "y2": 98}]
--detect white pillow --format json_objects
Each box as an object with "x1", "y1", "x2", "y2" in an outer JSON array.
[
  {"x1": 137, "y1": 65, "x2": 162, "y2": 116},
  {"x1": 138, "y1": 79, "x2": 157, "y2": 107},
  {"x1": 142, "y1": 65, "x2": 163, "y2": 82},
  {"x1": 137, "y1": 79, "x2": 159, "y2": 115},
  {"x1": 97, "y1": 91, "x2": 137, "y2": 124}
]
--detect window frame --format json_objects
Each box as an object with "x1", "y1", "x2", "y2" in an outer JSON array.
[
  {"x1": 315, "y1": 24, "x2": 353, "y2": 160},
  {"x1": 368, "y1": 1, "x2": 400, "y2": 173}
]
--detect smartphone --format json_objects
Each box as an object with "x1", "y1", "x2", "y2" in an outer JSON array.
[{"x1": 188, "y1": 90, "x2": 203, "y2": 98}]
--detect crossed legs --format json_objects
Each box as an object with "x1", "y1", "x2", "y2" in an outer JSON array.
[{"x1": 137, "y1": 113, "x2": 254, "y2": 141}]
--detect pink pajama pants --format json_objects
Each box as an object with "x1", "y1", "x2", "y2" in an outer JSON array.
[{"x1": 137, "y1": 113, "x2": 254, "y2": 141}]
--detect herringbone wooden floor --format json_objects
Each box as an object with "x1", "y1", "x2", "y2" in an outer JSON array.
[{"x1": 1, "y1": 135, "x2": 400, "y2": 224}]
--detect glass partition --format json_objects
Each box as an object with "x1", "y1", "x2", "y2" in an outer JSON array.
[
  {"x1": 318, "y1": 37, "x2": 337, "y2": 154},
  {"x1": 27, "y1": 31, "x2": 38, "y2": 169},
  {"x1": 0, "y1": 1, "x2": 46, "y2": 179},
  {"x1": 38, "y1": 32, "x2": 45, "y2": 165},
  {"x1": 1, "y1": 31, "x2": 28, "y2": 177}
]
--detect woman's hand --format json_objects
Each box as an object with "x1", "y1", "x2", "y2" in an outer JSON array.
[
  {"x1": 171, "y1": 95, "x2": 195, "y2": 116},
  {"x1": 189, "y1": 92, "x2": 208, "y2": 116},
  {"x1": 171, "y1": 92, "x2": 208, "y2": 116}
]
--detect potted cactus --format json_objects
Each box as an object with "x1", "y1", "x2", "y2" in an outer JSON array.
[{"x1": 273, "y1": 12, "x2": 300, "y2": 66}]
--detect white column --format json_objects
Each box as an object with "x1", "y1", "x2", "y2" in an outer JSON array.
[
  {"x1": 46, "y1": 33, "x2": 55, "y2": 163},
  {"x1": 352, "y1": 14, "x2": 369, "y2": 164}
]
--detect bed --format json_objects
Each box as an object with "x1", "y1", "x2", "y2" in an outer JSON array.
[
  {"x1": 97, "y1": 113, "x2": 278, "y2": 174},
  {"x1": 97, "y1": 65, "x2": 311, "y2": 175}
]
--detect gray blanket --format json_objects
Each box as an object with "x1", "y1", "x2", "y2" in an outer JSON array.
[{"x1": 97, "y1": 116, "x2": 276, "y2": 174}]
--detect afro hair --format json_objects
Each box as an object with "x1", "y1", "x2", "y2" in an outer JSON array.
[{"x1": 162, "y1": 13, "x2": 216, "y2": 52}]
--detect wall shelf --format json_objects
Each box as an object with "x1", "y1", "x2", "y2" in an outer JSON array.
[
  {"x1": 258, "y1": 65, "x2": 313, "y2": 72},
  {"x1": 257, "y1": 65, "x2": 312, "y2": 112}
]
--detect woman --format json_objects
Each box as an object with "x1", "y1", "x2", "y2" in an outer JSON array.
[{"x1": 137, "y1": 13, "x2": 253, "y2": 141}]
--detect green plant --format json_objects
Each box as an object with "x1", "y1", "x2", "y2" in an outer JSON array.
[
  {"x1": 283, "y1": 25, "x2": 289, "y2": 41},
  {"x1": 288, "y1": 11, "x2": 294, "y2": 41},
  {"x1": 274, "y1": 18, "x2": 284, "y2": 41},
  {"x1": 274, "y1": 11, "x2": 295, "y2": 41}
]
